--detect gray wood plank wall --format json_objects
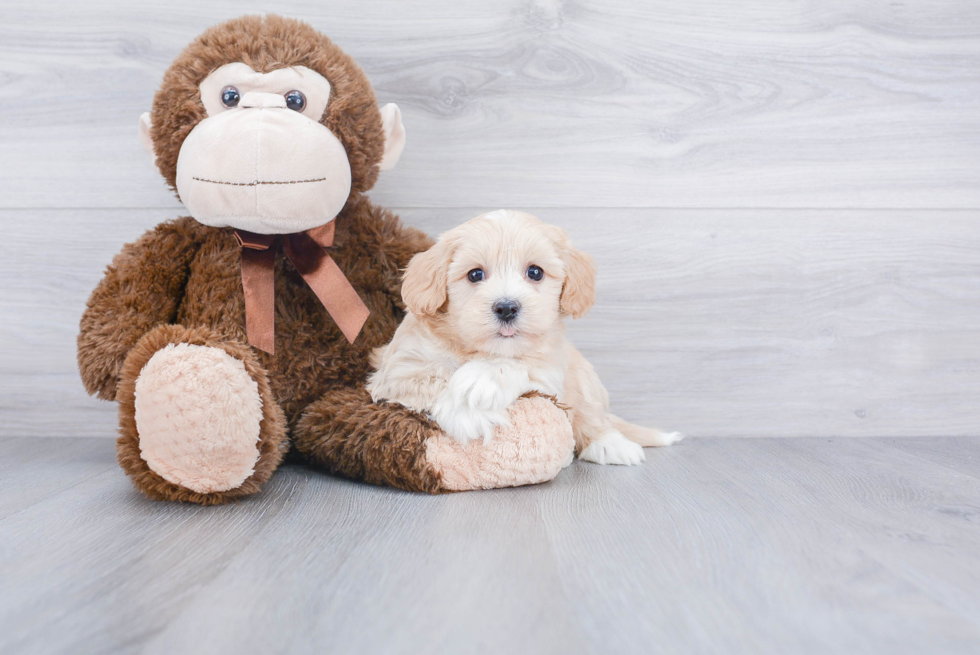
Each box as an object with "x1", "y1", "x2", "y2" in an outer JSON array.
[{"x1": 1, "y1": 1, "x2": 978, "y2": 438}]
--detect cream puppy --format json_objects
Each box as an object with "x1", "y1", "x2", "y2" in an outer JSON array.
[{"x1": 367, "y1": 210, "x2": 682, "y2": 465}]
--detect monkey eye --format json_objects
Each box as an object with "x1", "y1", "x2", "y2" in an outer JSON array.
[
  {"x1": 220, "y1": 86, "x2": 240, "y2": 108},
  {"x1": 467, "y1": 268, "x2": 485, "y2": 283},
  {"x1": 284, "y1": 90, "x2": 306, "y2": 112},
  {"x1": 526, "y1": 265, "x2": 544, "y2": 281}
]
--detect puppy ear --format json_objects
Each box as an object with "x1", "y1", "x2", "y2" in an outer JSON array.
[
  {"x1": 546, "y1": 226, "x2": 597, "y2": 319},
  {"x1": 560, "y1": 246, "x2": 597, "y2": 319},
  {"x1": 402, "y1": 235, "x2": 455, "y2": 315}
]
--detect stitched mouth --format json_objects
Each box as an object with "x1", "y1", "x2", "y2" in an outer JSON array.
[{"x1": 192, "y1": 177, "x2": 327, "y2": 187}]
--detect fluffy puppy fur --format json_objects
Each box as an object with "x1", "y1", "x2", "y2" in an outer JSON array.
[{"x1": 367, "y1": 210, "x2": 682, "y2": 466}]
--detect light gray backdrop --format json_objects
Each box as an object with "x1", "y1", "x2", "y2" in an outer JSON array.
[{"x1": 1, "y1": 0, "x2": 978, "y2": 438}]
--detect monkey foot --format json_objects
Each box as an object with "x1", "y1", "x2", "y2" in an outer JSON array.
[
  {"x1": 116, "y1": 324, "x2": 288, "y2": 504},
  {"x1": 134, "y1": 343, "x2": 264, "y2": 493}
]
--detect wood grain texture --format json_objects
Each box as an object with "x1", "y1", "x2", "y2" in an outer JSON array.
[
  {"x1": 0, "y1": 1, "x2": 978, "y2": 209},
  {"x1": 0, "y1": 438, "x2": 117, "y2": 519},
  {"x1": 1, "y1": 437, "x2": 979, "y2": 654},
  {"x1": 538, "y1": 437, "x2": 980, "y2": 654},
  {"x1": 3, "y1": 207, "x2": 978, "y2": 439},
  {"x1": 879, "y1": 436, "x2": 980, "y2": 480}
]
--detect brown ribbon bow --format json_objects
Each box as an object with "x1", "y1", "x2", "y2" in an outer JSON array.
[{"x1": 235, "y1": 220, "x2": 369, "y2": 354}]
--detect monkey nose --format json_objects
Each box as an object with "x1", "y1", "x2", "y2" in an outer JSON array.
[
  {"x1": 492, "y1": 299, "x2": 520, "y2": 323},
  {"x1": 239, "y1": 92, "x2": 288, "y2": 109}
]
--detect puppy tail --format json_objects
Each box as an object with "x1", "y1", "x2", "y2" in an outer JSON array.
[{"x1": 610, "y1": 415, "x2": 684, "y2": 447}]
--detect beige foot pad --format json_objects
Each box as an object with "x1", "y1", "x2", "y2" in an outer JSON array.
[
  {"x1": 134, "y1": 343, "x2": 263, "y2": 494},
  {"x1": 425, "y1": 396, "x2": 575, "y2": 491}
]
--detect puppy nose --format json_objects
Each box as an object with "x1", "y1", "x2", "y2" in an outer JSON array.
[
  {"x1": 239, "y1": 92, "x2": 288, "y2": 109},
  {"x1": 493, "y1": 299, "x2": 520, "y2": 323}
]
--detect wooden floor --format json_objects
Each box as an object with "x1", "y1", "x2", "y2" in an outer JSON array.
[{"x1": 2, "y1": 437, "x2": 979, "y2": 655}]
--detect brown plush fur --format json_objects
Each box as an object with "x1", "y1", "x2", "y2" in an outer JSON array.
[
  {"x1": 79, "y1": 15, "x2": 444, "y2": 502},
  {"x1": 294, "y1": 388, "x2": 445, "y2": 494}
]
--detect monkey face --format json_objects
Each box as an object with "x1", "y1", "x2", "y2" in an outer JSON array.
[
  {"x1": 174, "y1": 63, "x2": 351, "y2": 234},
  {"x1": 139, "y1": 16, "x2": 406, "y2": 236}
]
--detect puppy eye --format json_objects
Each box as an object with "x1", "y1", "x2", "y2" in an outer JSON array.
[
  {"x1": 221, "y1": 86, "x2": 241, "y2": 108},
  {"x1": 526, "y1": 265, "x2": 544, "y2": 281},
  {"x1": 284, "y1": 90, "x2": 306, "y2": 112},
  {"x1": 467, "y1": 268, "x2": 485, "y2": 283}
]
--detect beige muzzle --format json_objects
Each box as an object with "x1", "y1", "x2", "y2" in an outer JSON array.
[{"x1": 175, "y1": 91, "x2": 353, "y2": 235}]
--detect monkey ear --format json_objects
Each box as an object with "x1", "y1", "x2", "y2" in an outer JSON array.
[
  {"x1": 138, "y1": 112, "x2": 155, "y2": 161},
  {"x1": 378, "y1": 103, "x2": 406, "y2": 172},
  {"x1": 401, "y1": 234, "x2": 456, "y2": 316}
]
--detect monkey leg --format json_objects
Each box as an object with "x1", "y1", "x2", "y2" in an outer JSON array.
[
  {"x1": 293, "y1": 388, "x2": 574, "y2": 493},
  {"x1": 115, "y1": 324, "x2": 288, "y2": 504}
]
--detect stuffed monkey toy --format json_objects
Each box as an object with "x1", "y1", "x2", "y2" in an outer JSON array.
[{"x1": 77, "y1": 15, "x2": 574, "y2": 504}]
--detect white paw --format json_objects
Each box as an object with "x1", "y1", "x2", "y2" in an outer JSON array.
[
  {"x1": 579, "y1": 431, "x2": 646, "y2": 466},
  {"x1": 430, "y1": 391, "x2": 509, "y2": 445},
  {"x1": 659, "y1": 431, "x2": 685, "y2": 446},
  {"x1": 449, "y1": 360, "x2": 529, "y2": 411}
]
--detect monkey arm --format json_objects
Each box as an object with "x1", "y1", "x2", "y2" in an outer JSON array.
[
  {"x1": 345, "y1": 199, "x2": 434, "y2": 311},
  {"x1": 293, "y1": 387, "x2": 575, "y2": 493},
  {"x1": 77, "y1": 217, "x2": 205, "y2": 400},
  {"x1": 294, "y1": 386, "x2": 446, "y2": 493}
]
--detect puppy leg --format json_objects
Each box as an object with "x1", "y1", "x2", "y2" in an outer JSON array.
[
  {"x1": 579, "y1": 433, "x2": 646, "y2": 466},
  {"x1": 576, "y1": 411, "x2": 647, "y2": 466},
  {"x1": 565, "y1": 348, "x2": 680, "y2": 466}
]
